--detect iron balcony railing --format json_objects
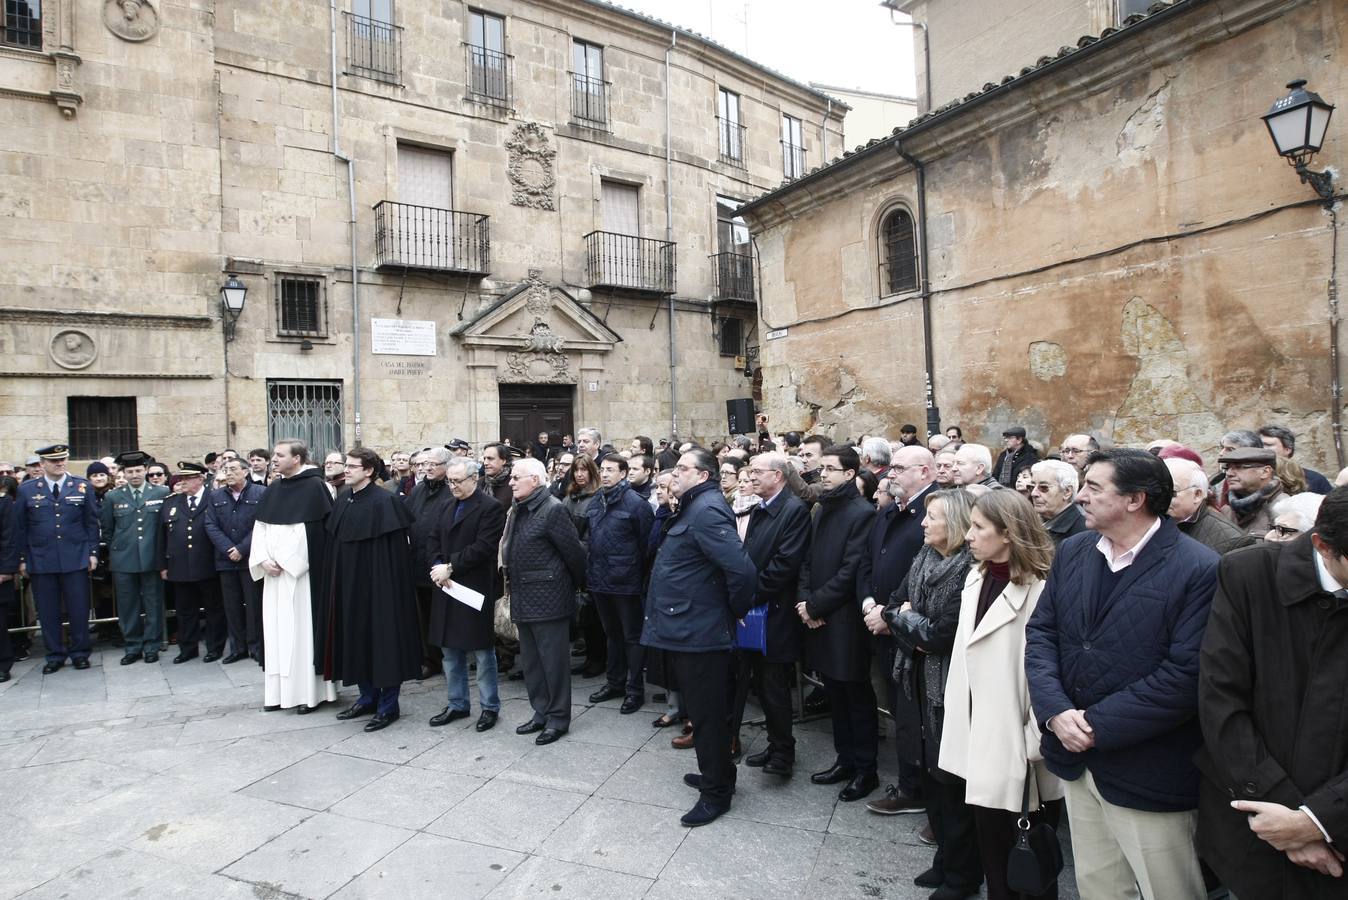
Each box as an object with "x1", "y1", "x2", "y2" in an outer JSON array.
[
  {"x1": 717, "y1": 117, "x2": 747, "y2": 168},
  {"x1": 710, "y1": 251, "x2": 755, "y2": 302},
  {"x1": 585, "y1": 231, "x2": 675, "y2": 294},
  {"x1": 345, "y1": 12, "x2": 400, "y2": 83},
  {"x1": 782, "y1": 141, "x2": 806, "y2": 179},
  {"x1": 465, "y1": 43, "x2": 511, "y2": 107},
  {"x1": 374, "y1": 201, "x2": 490, "y2": 274},
  {"x1": 570, "y1": 73, "x2": 610, "y2": 130}
]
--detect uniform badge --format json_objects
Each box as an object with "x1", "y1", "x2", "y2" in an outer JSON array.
[
  {"x1": 78, "y1": 483, "x2": 87, "y2": 494},
  {"x1": 168, "y1": 507, "x2": 177, "y2": 517}
]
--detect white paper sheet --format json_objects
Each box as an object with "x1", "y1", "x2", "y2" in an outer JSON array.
[{"x1": 442, "y1": 582, "x2": 485, "y2": 611}]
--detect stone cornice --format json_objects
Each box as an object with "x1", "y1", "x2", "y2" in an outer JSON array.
[
  {"x1": 0, "y1": 371, "x2": 213, "y2": 380},
  {"x1": 0, "y1": 308, "x2": 214, "y2": 330},
  {"x1": 740, "y1": 0, "x2": 1304, "y2": 231}
]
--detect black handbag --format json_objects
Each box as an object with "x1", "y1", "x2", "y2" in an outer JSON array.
[{"x1": 1006, "y1": 764, "x2": 1064, "y2": 896}]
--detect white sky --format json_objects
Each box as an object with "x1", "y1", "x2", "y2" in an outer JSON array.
[{"x1": 612, "y1": 0, "x2": 919, "y2": 98}]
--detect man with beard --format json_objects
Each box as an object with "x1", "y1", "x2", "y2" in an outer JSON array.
[
  {"x1": 405, "y1": 447, "x2": 454, "y2": 679},
  {"x1": 480, "y1": 443, "x2": 514, "y2": 509},
  {"x1": 323, "y1": 447, "x2": 423, "y2": 732},
  {"x1": 249, "y1": 440, "x2": 337, "y2": 712}
]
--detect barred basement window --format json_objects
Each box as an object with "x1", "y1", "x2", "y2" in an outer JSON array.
[
  {"x1": 68, "y1": 397, "x2": 137, "y2": 460},
  {"x1": 718, "y1": 316, "x2": 743, "y2": 357},
  {"x1": 276, "y1": 275, "x2": 327, "y2": 337}
]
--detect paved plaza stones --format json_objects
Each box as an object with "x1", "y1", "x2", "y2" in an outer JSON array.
[{"x1": 0, "y1": 645, "x2": 1079, "y2": 899}]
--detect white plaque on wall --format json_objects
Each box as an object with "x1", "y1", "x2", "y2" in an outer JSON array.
[{"x1": 371, "y1": 318, "x2": 437, "y2": 356}]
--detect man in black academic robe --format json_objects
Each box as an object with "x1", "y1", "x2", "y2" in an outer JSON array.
[{"x1": 323, "y1": 448, "x2": 423, "y2": 732}]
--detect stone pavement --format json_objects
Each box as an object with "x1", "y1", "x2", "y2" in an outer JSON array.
[{"x1": 1, "y1": 644, "x2": 1079, "y2": 899}]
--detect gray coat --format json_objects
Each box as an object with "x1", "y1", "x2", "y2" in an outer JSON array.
[
  {"x1": 503, "y1": 487, "x2": 587, "y2": 622},
  {"x1": 1179, "y1": 503, "x2": 1256, "y2": 556}
]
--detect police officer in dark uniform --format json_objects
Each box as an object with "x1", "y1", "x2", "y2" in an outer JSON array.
[
  {"x1": 101, "y1": 450, "x2": 169, "y2": 665},
  {"x1": 158, "y1": 462, "x2": 226, "y2": 663},
  {"x1": 204, "y1": 455, "x2": 266, "y2": 664},
  {"x1": 12, "y1": 444, "x2": 99, "y2": 674}
]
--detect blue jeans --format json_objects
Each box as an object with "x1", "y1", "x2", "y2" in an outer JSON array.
[{"x1": 443, "y1": 646, "x2": 500, "y2": 713}]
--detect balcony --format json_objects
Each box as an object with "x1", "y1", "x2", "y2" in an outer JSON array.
[
  {"x1": 570, "y1": 73, "x2": 610, "y2": 130},
  {"x1": 584, "y1": 231, "x2": 675, "y2": 294},
  {"x1": 782, "y1": 141, "x2": 806, "y2": 179},
  {"x1": 710, "y1": 252, "x2": 755, "y2": 303},
  {"x1": 345, "y1": 12, "x2": 401, "y2": 84},
  {"x1": 374, "y1": 201, "x2": 490, "y2": 275},
  {"x1": 466, "y1": 44, "x2": 511, "y2": 108},
  {"x1": 717, "y1": 117, "x2": 746, "y2": 169}
]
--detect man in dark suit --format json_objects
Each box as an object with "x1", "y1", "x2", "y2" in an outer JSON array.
[
  {"x1": 735, "y1": 451, "x2": 810, "y2": 778},
  {"x1": 798, "y1": 445, "x2": 878, "y2": 802},
  {"x1": 101, "y1": 450, "x2": 169, "y2": 665},
  {"x1": 204, "y1": 456, "x2": 267, "y2": 664},
  {"x1": 405, "y1": 447, "x2": 454, "y2": 679},
  {"x1": 12, "y1": 444, "x2": 99, "y2": 673},
  {"x1": 159, "y1": 462, "x2": 227, "y2": 663},
  {"x1": 427, "y1": 458, "x2": 507, "y2": 732},
  {"x1": 862, "y1": 444, "x2": 937, "y2": 815},
  {"x1": 502, "y1": 458, "x2": 587, "y2": 746}
]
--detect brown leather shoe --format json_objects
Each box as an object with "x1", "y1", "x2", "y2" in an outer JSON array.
[{"x1": 671, "y1": 729, "x2": 695, "y2": 749}]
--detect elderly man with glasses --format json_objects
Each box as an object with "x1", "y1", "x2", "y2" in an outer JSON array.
[
  {"x1": 1028, "y1": 460, "x2": 1088, "y2": 547},
  {"x1": 1058, "y1": 434, "x2": 1099, "y2": 475},
  {"x1": 405, "y1": 447, "x2": 455, "y2": 680}
]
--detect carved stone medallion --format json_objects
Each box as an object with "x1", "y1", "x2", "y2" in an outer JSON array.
[
  {"x1": 501, "y1": 351, "x2": 571, "y2": 383},
  {"x1": 505, "y1": 123, "x2": 557, "y2": 210},
  {"x1": 104, "y1": 0, "x2": 160, "y2": 42},
  {"x1": 51, "y1": 330, "x2": 98, "y2": 370}
]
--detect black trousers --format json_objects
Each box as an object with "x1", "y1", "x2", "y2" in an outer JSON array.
[
  {"x1": 923, "y1": 769, "x2": 984, "y2": 892},
  {"x1": 879, "y1": 639, "x2": 926, "y2": 800},
  {"x1": 823, "y1": 675, "x2": 879, "y2": 774},
  {"x1": 0, "y1": 580, "x2": 14, "y2": 673},
  {"x1": 414, "y1": 586, "x2": 442, "y2": 672},
  {"x1": 218, "y1": 567, "x2": 261, "y2": 657},
  {"x1": 670, "y1": 648, "x2": 735, "y2": 806},
  {"x1": 592, "y1": 592, "x2": 644, "y2": 696},
  {"x1": 973, "y1": 799, "x2": 1063, "y2": 900},
  {"x1": 174, "y1": 578, "x2": 226, "y2": 655},
  {"x1": 579, "y1": 601, "x2": 607, "y2": 669},
  {"x1": 730, "y1": 653, "x2": 795, "y2": 760}
]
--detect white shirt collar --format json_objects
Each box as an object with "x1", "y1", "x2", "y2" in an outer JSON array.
[
  {"x1": 1095, "y1": 516, "x2": 1163, "y2": 573},
  {"x1": 1314, "y1": 550, "x2": 1345, "y2": 594}
]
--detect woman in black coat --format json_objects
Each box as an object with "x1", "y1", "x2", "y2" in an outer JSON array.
[{"x1": 426, "y1": 469, "x2": 507, "y2": 729}]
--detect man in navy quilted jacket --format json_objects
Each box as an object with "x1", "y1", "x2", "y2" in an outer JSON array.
[{"x1": 1025, "y1": 448, "x2": 1218, "y2": 900}]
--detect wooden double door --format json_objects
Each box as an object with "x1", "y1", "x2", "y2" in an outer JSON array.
[{"x1": 498, "y1": 384, "x2": 574, "y2": 451}]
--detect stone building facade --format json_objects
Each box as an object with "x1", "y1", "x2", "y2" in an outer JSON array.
[
  {"x1": 741, "y1": 0, "x2": 1345, "y2": 472},
  {"x1": 0, "y1": 0, "x2": 844, "y2": 464}
]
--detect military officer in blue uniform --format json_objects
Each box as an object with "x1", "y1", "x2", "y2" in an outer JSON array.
[
  {"x1": 159, "y1": 462, "x2": 227, "y2": 663},
  {"x1": 12, "y1": 444, "x2": 99, "y2": 673},
  {"x1": 100, "y1": 450, "x2": 169, "y2": 665}
]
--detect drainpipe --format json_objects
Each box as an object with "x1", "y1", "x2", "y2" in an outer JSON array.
[
  {"x1": 897, "y1": 145, "x2": 940, "y2": 437},
  {"x1": 665, "y1": 29, "x2": 678, "y2": 440},
  {"x1": 1329, "y1": 203, "x2": 1343, "y2": 468},
  {"x1": 823, "y1": 98, "x2": 832, "y2": 160},
  {"x1": 885, "y1": 9, "x2": 931, "y2": 115},
  {"x1": 330, "y1": 0, "x2": 362, "y2": 445}
]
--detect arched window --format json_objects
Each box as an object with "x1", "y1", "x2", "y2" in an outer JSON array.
[{"x1": 880, "y1": 208, "x2": 918, "y2": 296}]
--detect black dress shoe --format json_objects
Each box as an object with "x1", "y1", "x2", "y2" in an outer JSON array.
[
  {"x1": 681, "y1": 773, "x2": 737, "y2": 793},
  {"x1": 929, "y1": 884, "x2": 981, "y2": 900},
  {"x1": 680, "y1": 799, "x2": 730, "y2": 827},
  {"x1": 507, "y1": 669, "x2": 524, "y2": 680},
  {"x1": 762, "y1": 757, "x2": 793, "y2": 778},
  {"x1": 222, "y1": 652, "x2": 249, "y2": 665},
  {"x1": 263, "y1": 704, "x2": 281, "y2": 712},
  {"x1": 619, "y1": 696, "x2": 644, "y2": 715},
  {"x1": 913, "y1": 867, "x2": 944, "y2": 888},
  {"x1": 296, "y1": 702, "x2": 323, "y2": 715},
  {"x1": 364, "y1": 711, "x2": 399, "y2": 732},
  {"x1": 173, "y1": 651, "x2": 198, "y2": 664},
  {"x1": 72, "y1": 658, "x2": 90, "y2": 670},
  {"x1": 0, "y1": 671, "x2": 10, "y2": 683},
  {"x1": 476, "y1": 710, "x2": 498, "y2": 732},
  {"x1": 120, "y1": 652, "x2": 143, "y2": 666},
  {"x1": 744, "y1": 748, "x2": 770, "y2": 768},
  {"x1": 810, "y1": 763, "x2": 856, "y2": 786},
  {"x1": 42, "y1": 660, "x2": 63, "y2": 674},
  {"x1": 588, "y1": 684, "x2": 624, "y2": 704},
  {"x1": 516, "y1": 720, "x2": 545, "y2": 735},
  {"x1": 202, "y1": 652, "x2": 221, "y2": 663},
  {"x1": 143, "y1": 652, "x2": 159, "y2": 664},
  {"x1": 535, "y1": 727, "x2": 566, "y2": 745},
  {"x1": 335, "y1": 703, "x2": 374, "y2": 721},
  {"x1": 839, "y1": 771, "x2": 880, "y2": 802},
  {"x1": 429, "y1": 707, "x2": 470, "y2": 727}
]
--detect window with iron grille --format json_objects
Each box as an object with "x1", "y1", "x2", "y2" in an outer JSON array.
[
  {"x1": 276, "y1": 275, "x2": 327, "y2": 337},
  {"x1": 467, "y1": 9, "x2": 509, "y2": 106},
  {"x1": 718, "y1": 316, "x2": 743, "y2": 357},
  {"x1": 68, "y1": 397, "x2": 137, "y2": 460},
  {"x1": 782, "y1": 114, "x2": 805, "y2": 179},
  {"x1": 880, "y1": 208, "x2": 919, "y2": 296},
  {"x1": 3, "y1": 0, "x2": 41, "y2": 50}
]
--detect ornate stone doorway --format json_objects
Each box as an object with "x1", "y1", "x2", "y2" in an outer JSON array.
[{"x1": 499, "y1": 384, "x2": 574, "y2": 451}]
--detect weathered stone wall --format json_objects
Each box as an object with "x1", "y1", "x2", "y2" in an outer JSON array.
[{"x1": 747, "y1": 0, "x2": 1345, "y2": 473}]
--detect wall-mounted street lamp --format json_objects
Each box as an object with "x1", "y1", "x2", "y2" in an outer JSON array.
[
  {"x1": 220, "y1": 275, "x2": 247, "y2": 342},
  {"x1": 1263, "y1": 79, "x2": 1336, "y2": 201}
]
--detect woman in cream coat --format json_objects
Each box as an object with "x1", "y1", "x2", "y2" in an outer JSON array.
[{"x1": 940, "y1": 489, "x2": 1065, "y2": 900}]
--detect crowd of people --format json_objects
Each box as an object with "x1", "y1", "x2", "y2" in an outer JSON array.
[{"x1": 0, "y1": 418, "x2": 1345, "y2": 899}]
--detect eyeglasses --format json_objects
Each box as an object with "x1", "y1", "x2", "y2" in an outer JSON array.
[
  {"x1": 1059, "y1": 447, "x2": 1084, "y2": 456},
  {"x1": 1270, "y1": 524, "x2": 1302, "y2": 538},
  {"x1": 1225, "y1": 463, "x2": 1271, "y2": 472},
  {"x1": 147, "y1": 472, "x2": 167, "y2": 478},
  {"x1": 342, "y1": 463, "x2": 366, "y2": 469},
  {"x1": 446, "y1": 475, "x2": 476, "y2": 486},
  {"x1": 1029, "y1": 483, "x2": 1058, "y2": 493}
]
